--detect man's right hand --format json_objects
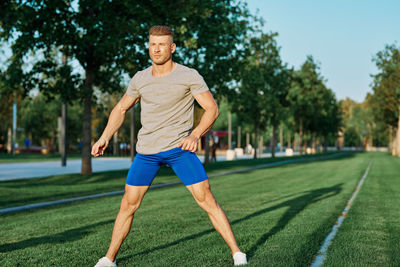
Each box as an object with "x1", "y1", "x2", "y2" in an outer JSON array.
[{"x1": 91, "y1": 138, "x2": 109, "y2": 157}]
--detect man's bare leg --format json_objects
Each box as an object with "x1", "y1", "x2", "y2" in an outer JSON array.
[
  {"x1": 104, "y1": 184, "x2": 149, "y2": 261},
  {"x1": 186, "y1": 180, "x2": 241, "y2": 255}
]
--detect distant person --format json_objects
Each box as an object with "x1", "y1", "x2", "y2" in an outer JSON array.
[
  {"x1": 91, "y1": 25, "x2": 247, "y2": 267},
  {"x1": 24, "y1": 138, "x2": 31, "y2": 149}
]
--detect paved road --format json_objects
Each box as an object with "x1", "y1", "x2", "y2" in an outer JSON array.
[{"x1": 0, "y1": 151, "x2": 292, "y2": 181}]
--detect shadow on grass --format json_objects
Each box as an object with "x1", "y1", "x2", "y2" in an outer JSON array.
[
  {"x1": 1, "y1": 184, "x2": 342, "y2": 256},
  {"x1": 245, "y1": 184, "x2": 342, "y2": 260},
  {"x1": 118, "y1": 183, "x2": 342, "y2": 262},
  {"x1": 0, "y1": 219, "x2": 114, "y2": 253}
]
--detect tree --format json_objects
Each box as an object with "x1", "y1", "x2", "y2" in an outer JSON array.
[
  {"x1": 230, "y1": 32, "x2": 289, "y2": 158},
  {"x1": 309, "y1": 84, "x2": 341, "y2": 151},
  {"x1": 365, "y1": 93, "x2": 389, "y2": 147},
  {"x1": 340, "y1": 98, "x2": 363, "y2": 147},
  {"x1": 0, "y1": 55, "x2": 25, "y2": 153},
  {"x1": 287, "y1": 56, "x2": 337, "y2": 153},
  {"x1": 1, "y1": 0, "x2": 253, "y2": 172},
  {"x1": 370, "y1": 44, "x2": 400, "y2": 156},
  {"x1": 20, "y1": 93, "x2": 59, "y2": 150}
]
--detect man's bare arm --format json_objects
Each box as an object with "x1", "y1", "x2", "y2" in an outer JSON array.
[
  {"x1": 178, "y1": 91, "x2": 219, "y2": 152},
  {"x1": 91, "y1": 93, "x2": 140, "y2": 157}
]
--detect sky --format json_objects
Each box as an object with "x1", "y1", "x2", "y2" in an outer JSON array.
[{"x1": 245, "y1": 0, "x2": 400, "y2": 102}]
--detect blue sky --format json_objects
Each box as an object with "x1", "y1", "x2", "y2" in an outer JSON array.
[{"x1": 245, "y1": 0, "x2": 400, "y2": 102}]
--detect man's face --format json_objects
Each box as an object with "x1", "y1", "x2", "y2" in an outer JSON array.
[{"x1": 148, "y1": 35, "x2": 176, "y2": 65}]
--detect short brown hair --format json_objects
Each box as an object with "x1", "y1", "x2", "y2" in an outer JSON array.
[{"x1": 149, "y1": 25, "x2": 174, "y2": 40}]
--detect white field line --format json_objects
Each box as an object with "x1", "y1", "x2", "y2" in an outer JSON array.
[
  {"x1": 311, "y1": 161, "x2": 373, "y2": 267},
  {"x1": 0, "y1": 153, "x2": 344, "y2": 215}
]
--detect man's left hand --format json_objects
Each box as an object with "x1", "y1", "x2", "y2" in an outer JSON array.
[{"x1": 177, "y1": 135, "x2": 199, "y2": 152}]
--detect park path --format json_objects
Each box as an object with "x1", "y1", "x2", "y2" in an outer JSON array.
[{"x1": 0, "y1": 152, "x2": 290, "y2": 181}]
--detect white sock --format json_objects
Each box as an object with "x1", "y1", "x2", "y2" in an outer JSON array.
[
  {"x1": 94, "y1": 256, "x2": 117, "y2": 267},
  {"x1": 233, "y1": 252, "x2": 247, "y2": 266}
]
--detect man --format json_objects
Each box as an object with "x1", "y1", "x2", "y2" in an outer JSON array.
[{"x1": 92, "y1": 25, "x2": 247, "y2": 267}]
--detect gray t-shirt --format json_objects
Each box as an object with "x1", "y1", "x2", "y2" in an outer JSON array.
[{"x1": 126, "y1": 63, "x2": 209, "y2": 154}]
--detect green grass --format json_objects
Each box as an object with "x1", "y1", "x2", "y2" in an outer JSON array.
[
  {"x1": 0, "y1": 152, "x2": 346, "y2": 209},
  {"x1": 323, "y1": 152, "x2": 400, "y2": 267},
  {"x1": 0, "y1": 151, "x2": 385, "y2": 266}
]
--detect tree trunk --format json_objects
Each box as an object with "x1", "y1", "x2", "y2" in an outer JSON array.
[
  {"x1": 237, "y1": 126, "x2": 241, "y2": 148},
  {"x1": 299, "y1": 117, "x2": 303, "y2": 155},
  {"x1": 323, "y1": 136, "x2": 328, "y2": 152},
  {"x1": 81, "y1": 68, "x2": 94, "y2": 174},
  {"x1": 60, "y1": 103, "x2": 67, "y2": 166},
  {"x1": 204, "y1": 133, "x2": 210, "y2": 165},
  {"x1": 113, "y1": 131, "x2": 119, "y2": 155},
  {"x1": 61, "y1": 54, "x2": 68, "y2": 166},
  {"x1": 389, "y1": 125, "x2": 394, "y2": 155},
  {"x1": 12, "y1": 103, "x2": 17, "y2": 155},
  {"x1": 311, "y1": 133, "x2": 316, "y2": 154},
  {"x1": 271, "y1": 125, "x2": 276, "y2": 158},
  {"x1": 396, "y1": 106, "x2": 400, "y2": 157},
  {"x1": 367, "y1": 124, "x2": 373, "y2": 150},
  {"x1": 228, "y1": 111, "x2": 232, "y2": 149},
  {"x1": 258, "y1": 134, "x2": 263, "y2": 158},
  {"x1": 50, "y1": 130, "x2": 56, "y2": 153},
  {"x1": 392, "y1": 128, "x2": 397, "y2": 156},
  {"x1": 318, "y1": 135, "x2": 323, "y2": 153},
  {"x1": 279, "y1": 125, "x2": 283, "y2": 153},
  {"x1": 303, "y1": 131, "x2": 308, "y2": 154},
  {"x1": 254, "y1": 123, "x2": 258, "y2": 159}
]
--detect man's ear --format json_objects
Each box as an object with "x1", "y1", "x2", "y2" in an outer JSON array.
[{"x1": 171, "y1": 43, "x2": 176, "y2": 54}]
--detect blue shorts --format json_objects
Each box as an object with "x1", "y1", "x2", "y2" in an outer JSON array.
[{"x1": 126, "y1": 147, "x2": 208, "y2": 186}]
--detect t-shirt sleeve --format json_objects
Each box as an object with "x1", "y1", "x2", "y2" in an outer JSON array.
[
  {"x1": 126, "y1": 74, "x2": 141, "y2": 99},
  {"x1": 189, "y1": 70, "x2": 210, "y2": 96}
]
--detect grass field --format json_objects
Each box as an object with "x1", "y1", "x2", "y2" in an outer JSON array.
[
  {"x1": 323, "y1": 153, "x2": 400, "y2": 267},
  {"x1": 1, "y1": 152, "x2": 398, "y2": 266}
]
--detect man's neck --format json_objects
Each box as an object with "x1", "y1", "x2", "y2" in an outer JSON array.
[{"x1": 152, "y1": 60, "x2": 176, "y2": 77}]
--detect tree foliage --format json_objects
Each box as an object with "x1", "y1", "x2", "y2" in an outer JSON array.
[
  {"x1": 370, "y1": 43, "x2": 400, "y2": 156},
  {"x1": 1, "y1": 0, "x2": 254, "y2": 171},
  {"x1": 287, "y1": 56, "x2": 340, "y2": 151},
  {"x1": 229, "y1": 32, "x2": 290, "y2": 157},
  {"x1": 370, "y1": 44, "x2": 400, "y2": 127}
]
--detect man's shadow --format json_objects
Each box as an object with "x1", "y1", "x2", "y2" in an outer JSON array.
[
  {"x1": 245, "y1": 184, "x2": 342, "y2": 259},
  {"x1": 1, "y1": 184, "x2": 342, "y2": 261},
  {"x1": 0, "y1": 219, "x2": 115, "y2": 253},
  {"x1": 119, "y1": 183, "x2": 342, "y2": 262}
]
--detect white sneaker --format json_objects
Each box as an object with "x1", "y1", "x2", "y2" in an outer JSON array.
[
  {"x1": 233, "y1": 252, "x2": 247, "y2": 266},
  {"x1": 94, "y1": 257, "x2": 117, "y2": 267}
]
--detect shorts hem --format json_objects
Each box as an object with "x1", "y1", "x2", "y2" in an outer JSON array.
[
  {"x1": 125, "y1": 182, "x2": 152, "y2": 187},
  {"x1": 183, "y1": 176, "x2": 208, "y2": 186}
]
